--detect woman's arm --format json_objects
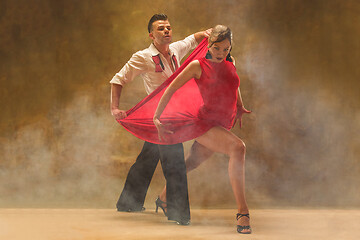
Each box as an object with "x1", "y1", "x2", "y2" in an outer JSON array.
[
  {"x1": 237, "y1": 88, "x2": 245, "y2": 108},
  {"x1": 154, "y1": 60, "x2": 202, "y2": 141},
  {"x1": 233, "y1": 87, "x2": 251, "y2": 128}
]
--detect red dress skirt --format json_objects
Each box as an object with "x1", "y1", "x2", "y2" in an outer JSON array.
[{"x1": 119, "y1": 39, "x2": 240, "y2": 144}]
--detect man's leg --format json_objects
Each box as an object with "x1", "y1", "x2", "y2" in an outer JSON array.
[
  {"x1": 158, "y1": 143, "x2": 190, "y2": 223},
  {"x1": 116, "y1": 141, "x2": 160, "y2": 211}
]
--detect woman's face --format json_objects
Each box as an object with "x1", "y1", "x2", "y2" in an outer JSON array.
[{"x1": 208, "y1": 38, "x2": 231, "y2": 63}]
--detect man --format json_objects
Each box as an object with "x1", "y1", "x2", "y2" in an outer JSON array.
[{"x1": 110, "y1": 13, "x2": 210, "y2": 225}]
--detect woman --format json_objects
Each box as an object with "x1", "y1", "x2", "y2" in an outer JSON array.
[{"x1": 153, "y1": 25, "x2": 252, "y2": 234}]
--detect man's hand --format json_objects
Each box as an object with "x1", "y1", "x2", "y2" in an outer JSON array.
[
  {"x1": 194, "y1": 28, "x2": 213, "y2": 43},
  {"x1": 203, "y1": 28, "x2": 212, "y2": 38},
  {"x1": 112, "y1": 109, "x2": 127, "y2": 120},
  {"x1": 233, "y1": 106, "x2": 251, "y2": 128},
  {"x1": 153, "y1": 117, "x2": 174, "y2": 142}
]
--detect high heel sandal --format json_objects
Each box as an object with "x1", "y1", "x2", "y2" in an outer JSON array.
[
  {"x1": 155, "y1": 196, "x2": 167, "y2": 216},
  {"x1": 236, "y1": 213, "x2": 252, "y2": 234}
]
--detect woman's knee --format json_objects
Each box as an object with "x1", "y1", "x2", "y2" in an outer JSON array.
[{"x1": 230, "y1": 139, "x2": 246, "y2": 156}]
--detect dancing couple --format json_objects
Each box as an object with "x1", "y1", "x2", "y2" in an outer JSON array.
[{"x1": 110, "y1": 13, "x2": 252, "y2": 234}]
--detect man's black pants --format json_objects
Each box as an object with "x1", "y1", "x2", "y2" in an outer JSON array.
[{"x1": 116, "y1": 141, "x2": 190, "y2": 222}]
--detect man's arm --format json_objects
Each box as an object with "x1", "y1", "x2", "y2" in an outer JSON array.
[
  {"x1": 111, "y1": 83, "x2": 127, "y2": 120},
  {"x1": 171, "y1": 29, "x2": 212, "y2": 61},
  {"x1": 109, "y1": 51, "x2": 147, "y2": 120},
  {"x1": 194, "y1": 28, "x2": 212, "y2": 43}
]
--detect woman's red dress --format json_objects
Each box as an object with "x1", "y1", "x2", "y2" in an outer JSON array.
[{"x1": 118, "y1": 39, "x2": 240, "y2": 144}]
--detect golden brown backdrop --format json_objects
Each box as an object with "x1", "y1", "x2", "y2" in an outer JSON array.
[{"x1": 0, "y1": 0, "x2": 359, "y2": 209}]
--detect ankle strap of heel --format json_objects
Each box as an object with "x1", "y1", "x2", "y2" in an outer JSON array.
[{"x1": 236, "y1": 213, "x2": 250, "y2": 220}]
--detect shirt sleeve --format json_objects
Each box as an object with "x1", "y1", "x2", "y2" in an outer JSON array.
[
  {"x1": 110, "y1": 51, "x2": 148, "y2": 85},
  {"x1": 170, "y1": 34, "x2": 198, "y2": 61}
]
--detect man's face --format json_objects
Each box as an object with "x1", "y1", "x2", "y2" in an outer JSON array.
[{"x1": 149, "y1": 20, "x2": 172, "y2": 46}]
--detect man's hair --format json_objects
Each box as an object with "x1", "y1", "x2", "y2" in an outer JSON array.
[{"x1": 148, "y1": 13, "x2": 168, "y2": 33}]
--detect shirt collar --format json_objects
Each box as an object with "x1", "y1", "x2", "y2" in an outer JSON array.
[{"x1": 149, "y1": 43, "x2": 175, "y2": 57}]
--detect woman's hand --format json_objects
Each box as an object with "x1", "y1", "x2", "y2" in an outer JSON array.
[
  {"x1": 153, "y1": 117, "x2": 174, "y2": 142},
  {"x1": 233, "y1": 106, "x2": 251, "y2": 128}
]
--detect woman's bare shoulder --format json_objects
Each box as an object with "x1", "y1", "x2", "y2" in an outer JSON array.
[
  {"x1": 188, "y1": 60, "x2": 202, "y2": 79},
  {"x1": 189, "y1": 59, "x2": 200, "y2": 67}
]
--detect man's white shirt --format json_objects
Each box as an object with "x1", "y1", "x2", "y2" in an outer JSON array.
[{"x1": 110, "y1": 35, "x2": 198, "y2": 94}]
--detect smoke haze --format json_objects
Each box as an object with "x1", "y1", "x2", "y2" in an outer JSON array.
[{"x1": 0, "y1": 0, "x2": 359, "y2": 208}]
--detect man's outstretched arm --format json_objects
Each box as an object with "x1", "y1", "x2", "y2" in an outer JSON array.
[{"x1": 111, "y1": 83, "x2": 127, "y2": 120}]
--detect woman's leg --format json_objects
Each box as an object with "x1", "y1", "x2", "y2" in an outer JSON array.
[
  {"x1": 186, "y1": 141, "x2": 215, "y2": 172},
  {"x1": 195, "y1": 126, "x2": 250, "y2": 233},
  {"x1": 158, "y1": 141, "x2": 214, "y2": 207}
]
